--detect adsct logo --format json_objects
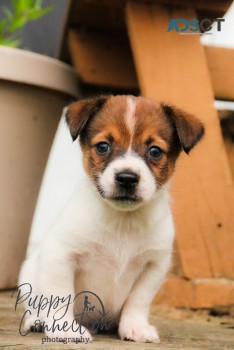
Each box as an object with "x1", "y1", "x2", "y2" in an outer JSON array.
[{"x1": 168, "y1": 18, "x2": 225, "y2": 35}]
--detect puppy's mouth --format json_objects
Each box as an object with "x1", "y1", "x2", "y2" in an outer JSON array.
[
  {"x1": 96, "y1": 185, "x2": 140, "y2": 203},
  {"x1": 111, "y1": 195, "x2": 139, "y2": 202}
]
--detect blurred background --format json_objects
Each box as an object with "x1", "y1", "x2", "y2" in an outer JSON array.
[
  {"x1": 30, "y1": 1, "x2": 234, "y2": 280},
  {"x1": 0, "y1": 0, "x2": 234, "y2": 313}
]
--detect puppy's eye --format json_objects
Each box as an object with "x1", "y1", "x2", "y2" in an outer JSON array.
[
  {"x1": 148, "y1": 146, "x2": 163, "y2": 159},
  {"x1": 96, "y1": 142, "x2": 111, "y2": 154}
]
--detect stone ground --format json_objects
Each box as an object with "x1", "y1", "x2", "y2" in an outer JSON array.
[{"x1": 0, "y1": 290, "x2": 233, "y2": 350}]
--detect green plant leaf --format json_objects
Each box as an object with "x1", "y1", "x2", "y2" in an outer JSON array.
[
  {"x1": 27, "y1": 6, "x2": 53, "y2": 20},
  {"x1": 0, "y1": 19, "x2": 7, "y2": 33},
  {"x1": 2, "y1": 6, "x2": 13, "y2": 20},
  {"x1": 34, "y1": 0, "x2": 44, "y2": 7},
  {"x1": 8, "y1": 17, "x2": 28, "y2": 32},
  {"x1": 0, "y1": 0, "x2": 54, "y2": 48},
  {"x1": 12, "y1": 0, "x2": 34, "y2": 14},
  {"x1": 0, "y1": 38, "x2": 21, "y2": 47}
]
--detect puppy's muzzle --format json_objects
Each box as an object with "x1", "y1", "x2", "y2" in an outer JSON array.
[{"x1": 115, "y1": 171, "x2": 139, "y2": 190}]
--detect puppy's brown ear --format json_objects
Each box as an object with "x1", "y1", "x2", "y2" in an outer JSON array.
[
  {"x1": 66, "y1": 97, "x2": 107, "y2": 141},
  {"x1": 161, "y1": 104, "x2": 205, "y2": 154}
]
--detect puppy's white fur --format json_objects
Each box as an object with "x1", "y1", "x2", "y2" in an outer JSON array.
[
  {"x1": 125, "y1": 96, "x2": 136, "y2": 146},
  {"x1": 18, "y1": 95, "x2": 178, "y2": 343},
  {"x1": 19, "y1": 175, "x2": 174, "y2": 343},
  {"x1": 99, "y1": 153, "x2": 157, "y2": 210}
]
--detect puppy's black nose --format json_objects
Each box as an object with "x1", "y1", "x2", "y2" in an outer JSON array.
[{"x1": 115, "y1": 172, "x2": 139, "y2": 188}]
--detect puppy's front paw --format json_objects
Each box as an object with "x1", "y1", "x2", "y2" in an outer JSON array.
[
  {"x1": 24, "y1": 315, "x2": 43, "y2": 333},
  {"x1": 119, "y1": 318, "x2": 160, "y2": 343}
]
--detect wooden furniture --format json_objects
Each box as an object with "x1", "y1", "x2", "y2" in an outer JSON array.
[{"x1": 63, "y1": 0, "x2": 234, "y2": 309}]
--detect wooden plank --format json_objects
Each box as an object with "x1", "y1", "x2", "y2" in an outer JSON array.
[
  {"x1": 155, "y1": 275, "x2": 234, "y2": 309},
  {"x1": 193, "y1": 279, "x2": 234, "y2": 309},
  {"x1": 68, "y1": 28, "x2": 234, "y2": 100},
  {"x1": 126, "y1": 2, "x2": 234, "y2": 279},
  {"x1": 155, "y1": 275, "x2": 194, "y2": 308},
  {"x1": 68, "y1": 0, "x2": 231, "y2": 32},
  {"x1": 204, "y1": 46, "x2": 234, "y2": 101},
  {"x1": 149, "y1": 0, "x2": 231, "y2": 12},
  {"x1": 68, "y1": 29, "x2": 138, "y2": 89}
]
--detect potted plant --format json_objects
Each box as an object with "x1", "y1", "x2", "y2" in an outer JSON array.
[{"x1": 0, "y1": 0, "x2": 78, "y2": 289}]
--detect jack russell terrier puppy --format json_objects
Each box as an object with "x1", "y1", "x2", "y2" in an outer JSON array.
[{"x1": 18, "y1": 95, "x2": 204, "y2": 343}]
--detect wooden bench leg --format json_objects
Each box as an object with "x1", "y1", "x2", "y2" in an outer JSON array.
[{"x1": 126, "y1": 1, "x2": 234, "y2": 307}]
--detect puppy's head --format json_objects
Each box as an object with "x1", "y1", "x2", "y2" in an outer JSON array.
[{"x1": 66, "y1": 95, "x2": 204, "y2": 211}]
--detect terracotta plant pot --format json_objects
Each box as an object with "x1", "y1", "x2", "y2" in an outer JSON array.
[{"x1": 0, "y1": 46, "x2": 78, "y2": 289}]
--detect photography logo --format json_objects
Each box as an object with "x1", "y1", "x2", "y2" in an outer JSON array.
[
  {"x1": 12, "y1": 284, "x2": 112, "y2": 345},
  {"x1": 168, "y1": 18, "x2": 225, "y2": 35}
]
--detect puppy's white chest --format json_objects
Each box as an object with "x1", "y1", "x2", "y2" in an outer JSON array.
[
  {"x1": 77, "y1": 241, "x2": 145, "y2": 282},
  {"x1": 74, "y1": 242, "x2": 146, "y2": 317}
]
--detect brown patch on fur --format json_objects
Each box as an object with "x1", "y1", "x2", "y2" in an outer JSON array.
[
  {"x1": 66, "y1": 95, "x2": 204, "y2": 188},
  {"x1": 66, "y1": 97, "x2": 107, "y2": 141},
  {"x1": 161, "y1": 104, "x2": 205, "y2": 154},
  {"x1": 80, "y1": 96, "x2": 131, "y2": 181},
  {"x1": 131, "y1": 97, "x2": 181, "y2": 185}
]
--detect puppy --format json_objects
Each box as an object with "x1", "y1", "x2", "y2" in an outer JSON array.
[{"x1": 18, "y1": 95, "x2": 204, "y2": 343}]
